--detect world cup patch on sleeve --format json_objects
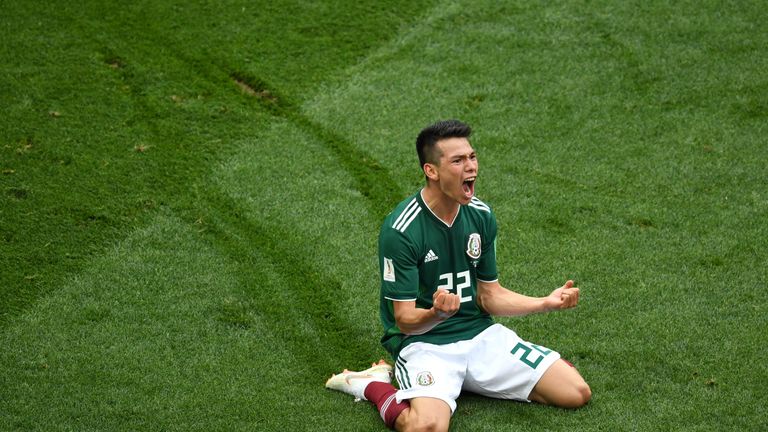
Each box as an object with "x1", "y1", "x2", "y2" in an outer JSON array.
[{"x1": 383, "y1": 257, "x2": 396, "y2": 282}]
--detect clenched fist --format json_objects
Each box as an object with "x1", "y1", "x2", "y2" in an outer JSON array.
[{"x1": 432, "y1": 289, "x2": 460, "y2": 320}]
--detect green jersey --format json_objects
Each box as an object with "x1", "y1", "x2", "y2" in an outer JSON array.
[{"x1": 378, "y1": 190, "x2": 499, "y2": 359}]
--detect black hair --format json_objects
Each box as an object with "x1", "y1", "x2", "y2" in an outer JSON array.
[{"x1": 415, "y1": 119, "x2": 472, "y2": 169}]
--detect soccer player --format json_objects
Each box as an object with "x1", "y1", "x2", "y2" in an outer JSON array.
[{"x1": 326, "y1": 120, "x2": 591, "y2": 431}]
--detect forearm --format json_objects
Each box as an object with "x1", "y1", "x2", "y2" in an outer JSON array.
[
  {"x1": 394, "y1": 305, "x2": 445, "y2": 336},
  {"x1": 477, "y1": 282, "x2": 549, "y2": 317}
]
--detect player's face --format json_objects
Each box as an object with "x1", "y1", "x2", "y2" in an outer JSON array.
[{"x1": 433, "y1": 137, "x2": 478, "y2": 205}]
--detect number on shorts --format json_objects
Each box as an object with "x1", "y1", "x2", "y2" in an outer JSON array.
[{"x1": 510, "y1": 342, "x2": 552, "y2": 369}]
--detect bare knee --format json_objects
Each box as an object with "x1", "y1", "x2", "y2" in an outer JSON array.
[
  {"x1": 405, "y1": 416, "x2": 446, "y2": 432},
  {"x1": 529, "y1": 360, "x2": 592, "y2": 409},
  {"x1": 397, "y1": 405, "x2": 450, "y2": 432},
  {"x1": 562, "y1": 381, "x2": 592, "y2": 409},
  {"x1": 580, "y1": 382, "x2": 592, "y2": 406}
]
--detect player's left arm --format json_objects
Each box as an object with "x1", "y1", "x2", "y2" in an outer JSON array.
[{"x1": 476, "y1": 279, "x2": 580, "y2": 317}]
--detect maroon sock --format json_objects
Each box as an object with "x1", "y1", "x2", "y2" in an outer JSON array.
[{"x1": 364, "y1": 381, "x2": 410, "y2": 429}]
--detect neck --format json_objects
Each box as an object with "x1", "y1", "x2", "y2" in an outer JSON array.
[{"x1": 421, "y1": 184, "x2": 460, "y2": 226}]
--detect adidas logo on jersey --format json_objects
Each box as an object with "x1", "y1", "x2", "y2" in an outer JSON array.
[{"x1": 424, "y1": 250, "x2": 439, "y2": 263}]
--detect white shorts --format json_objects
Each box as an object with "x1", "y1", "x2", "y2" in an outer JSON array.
[{"x1": 394, "y1": 323, "x2": 560, "y2": 413}]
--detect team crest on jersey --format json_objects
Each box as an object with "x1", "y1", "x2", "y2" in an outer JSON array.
[
  {"x1": 466, "y1": 233, "x2": 482, "y2": 260},
  {"x1": 416, "y1": 371, "x2": 435, "y2": 387}
]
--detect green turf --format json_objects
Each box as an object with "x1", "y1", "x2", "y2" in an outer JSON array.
[{"x1": 2, "y1": 0, "x2": 767, "y2": 430}]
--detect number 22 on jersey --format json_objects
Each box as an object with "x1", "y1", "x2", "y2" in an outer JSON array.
[{"x1": 437, "y1": 271, "x2": 473, "y2": 303}]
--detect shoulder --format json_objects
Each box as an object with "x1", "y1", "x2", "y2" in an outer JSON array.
[
  {"x1": 462, "y1": 196, "x2": 498, "y2": 238},
  {"x1": 379, "y1": 194, "x2": 425, "y2": 264},
  {"x1": 381, "y1": 193, "x2": 424, "y2": 235},
  {"x1": 465, "y1": 196, "x2": 495, "y2": 221}
]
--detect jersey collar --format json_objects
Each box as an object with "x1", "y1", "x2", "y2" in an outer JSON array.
[{"x1": 418, "y1": 188, "x2": 461, "y2": 228}]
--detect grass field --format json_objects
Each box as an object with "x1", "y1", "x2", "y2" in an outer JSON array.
[{"x1": 1, "y1": 1, "x2": 766, "y2": 430}]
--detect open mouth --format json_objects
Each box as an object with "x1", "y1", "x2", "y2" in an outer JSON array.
[{"x1": 462, "y1": 177, "x2": 476, "y2": 199}]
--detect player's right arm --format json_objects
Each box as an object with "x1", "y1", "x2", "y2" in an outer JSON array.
[
  {"x1": 393, "y1": 289, "x2": 460, "y2": 335},
  {"x1": 380, "y1": 204, "x2": 461, "y2": 336}
]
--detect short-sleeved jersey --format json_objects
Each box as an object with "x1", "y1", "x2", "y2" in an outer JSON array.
[{"x1": 379, "y1": 190, "x2": 499, "y2": 359}]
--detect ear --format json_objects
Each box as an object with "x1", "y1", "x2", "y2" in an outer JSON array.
[
  {"x1": 423, "y1": 163, "x2": 440, "y2": 181},
  {"x1": 423, "y1": 163, "x2": 439, "y2": 181}
]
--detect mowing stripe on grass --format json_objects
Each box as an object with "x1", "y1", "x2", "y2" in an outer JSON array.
[
  {"x1": 230, "y1": 69, "x2": 403, "y2": 219},
  {"x1": 0, "y1": 211, "x2": 341, "y2": 430},
  {"x1": 52, "y1": 37, "x2": 403, "y2": 374},
  {"x1": 182, "y1": 186, "x2": 381, "y2": 374}
]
